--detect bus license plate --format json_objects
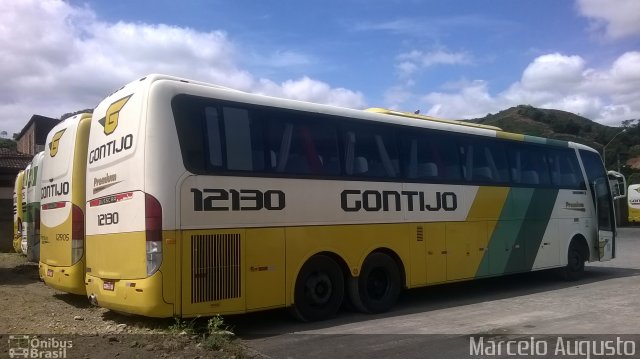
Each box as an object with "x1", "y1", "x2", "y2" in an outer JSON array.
[
  {"x1": 103, "y1": 281, "x2": 114, "y2": 291},
  {"x1": 47, "y1": 269, "x2": 53, "y2": 277}
]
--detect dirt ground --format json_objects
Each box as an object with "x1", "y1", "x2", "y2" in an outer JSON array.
[{"x1": 0, "y1": 252, "x2": 255, "y2": 358}]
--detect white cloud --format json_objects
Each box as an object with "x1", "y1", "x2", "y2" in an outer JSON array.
[
  {"x1": 0, "y1": 0, "x2": 365, "y2": 135},
  {"x1": 396, "y1": 49, "x2": 472, "y2": 78},
  {"x1": 576, "y1": 0, "x2": 640, "y2": 39},
  {"x1": 398, "y1": 52, "x2": 640, "y2": 125},
  {"x1": 423, "y1": 80, "x2": 501, "y2": 119},
  {"x1": 520, "y1": 53, "x2": 585, "y2": 91},
  {"x1": 255, "y1": 77, "x2": 366, "y2": 109}
]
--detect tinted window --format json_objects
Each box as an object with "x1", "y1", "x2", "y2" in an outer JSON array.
[
  {"x1": 222, "y1": 107, "x2": 265, "y2": 172},
  {"x1": 172, "y1": 95, "x2": 209, "y2": 172},
  {"x1": 508, "y1": 144, "x2": 551, "y2": 186},
  {"x1": 460, "y1": 138, "x2": 509, "y2": 183},
  {"x1": 342, "y1": 123, "x2": 399, "y2": 178},
  {"x1": 174, "y1": 94, "x2": 588, "y2": 189},
  {"x1": 399, "y1": 129, "x2": 461, "y2": 181},
  {"x1": 173, "y1": 95, "x2": 340, "y2": 175},
  {"x1": 204, "y1": 107, "x2": 222, "y2": 167},
  {"x1": 265, "y1": 115, "x2": 340, "y2": 176},
  {"x1": 580, "y1": 150, "x2": 613, "y2": 230},
  {"x1": 547, "y1": 149, "x2": 584, "y2": 189}
]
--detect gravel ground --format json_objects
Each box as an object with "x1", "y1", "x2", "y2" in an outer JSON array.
[{"x1": 0, "y1": 252, "x2": 254, "y2": 358}]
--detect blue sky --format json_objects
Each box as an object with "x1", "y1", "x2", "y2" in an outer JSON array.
[{"x1": 1, "y1": 0, "x2": 639, "y2": 135}]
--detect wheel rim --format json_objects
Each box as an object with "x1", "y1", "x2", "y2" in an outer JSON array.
[
  {"x1": 366, "y1": 267, "x2": 389, "y2": 300},
  {"x1": 304, "y1": 272, "x2": 333, "y2": 306}
]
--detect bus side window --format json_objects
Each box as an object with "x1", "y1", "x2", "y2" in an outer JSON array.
[
  {"x1": 266, "y1": 116, "x2": 339, "y2": 176},
  {"x1": 399, "y1": 130, "x2": 460, "y2": 182},
  {"x1": 204, "y1": 107, "x2": 223, "y2": 167},
  {"x1": 563, "y1": 152, "x2": 584, "y2": 188},
  {"x1": 547, "y1": 149, "x2": 583, "y2": 189},
  {"x1": 438, "y1": 134, "x2": 462, "y2": 181},
  {"x1": 341, "y1": 124, "x2": 398, "y2": 179},
  {"x1": 508, "y1": 144, "x2": 551, "y2": 186},
  {"x1": 171, "y1": 95, "x2": 207, "y2": 172},
  {"x1": 222, "y1": 107, "x2": 264, "y2": 172},
  {"x1": 344, "y1": 131, "x2": 356, "y2": 175},
  {"x1": 486, "y1": 143, "x2": 509, "y2": 182},
  {"x1": 459, "y1": 138, "x2": 509, "y2": 184}
]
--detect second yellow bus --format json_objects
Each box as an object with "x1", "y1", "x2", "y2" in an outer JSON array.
[{"x1": 39, "y1": 113, "x2": 91, "y2": 295}]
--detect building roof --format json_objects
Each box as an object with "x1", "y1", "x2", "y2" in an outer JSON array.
[
  {"x1": 0, "y1": 147, "x2": 33, "y2": 172},
  {"x1": 15, "y1": 114, "x2": 59, "y2": 143}
]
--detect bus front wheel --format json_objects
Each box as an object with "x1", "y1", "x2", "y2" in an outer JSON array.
[
  {"x1": 292, "y1": 255, "x2": 344, "y2": 322},
  {"x1": 560, "y1": 241, "x2": 586, "y2": 281},
  {"x1": 348, "y1": 252, "x2": 401, "y2": 314}
]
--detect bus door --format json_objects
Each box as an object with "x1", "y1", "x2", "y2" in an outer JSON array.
[
  {"x1": 580, "y1": 150, "x2": 615, "y2": 261},
  {"x1": 593, "y1": 178, "x2": 614, "y2": 260}
]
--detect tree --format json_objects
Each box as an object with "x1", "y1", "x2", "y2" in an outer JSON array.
[
  {"x1": 60, "y1": 108, "x2": 93, "y2": 121},
  {"x1": 0, "y1": 138, "x2": 17, "y2": 151}
]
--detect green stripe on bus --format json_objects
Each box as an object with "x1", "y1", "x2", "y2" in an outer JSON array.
[
  {"x1": 476, "y1": 188, "x2": 533, "y2": 277},
  {"x1": 523, "y1": 135, "x2": 569, "y2": 147},
  {"x1": 24, "y1": 202, "x2": 38, "y2": 222},
  {"x1": 504, "y1": 188, "x2": 559, "y2": 273},
  {"x1": 476, "y1": 187, "x2": 559, "y2": 277},
  {"x1": 522, "y1": 135, "x2": 547, "y2": 145},
  {"x1": 545, "y1": 138, "x2": 569, "y2": 147}
]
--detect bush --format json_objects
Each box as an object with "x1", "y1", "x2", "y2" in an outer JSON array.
[{"x1": 202, "y1": 314, "x2": 235, "y2": 350}]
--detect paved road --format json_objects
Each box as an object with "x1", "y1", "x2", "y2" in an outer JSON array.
[{"x1": 235, "y1": 227, "x2": 640, "y2": 358}]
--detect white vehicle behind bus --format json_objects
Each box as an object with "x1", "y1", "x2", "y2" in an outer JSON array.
[
  {"x1": 13, "y1": 170, "x2": 25, "y2": 253},
  {"x1": 629, "y1": 184, "x2": 640, "y2": 223},
  {"x1": 21, "y1": 163, "x2": 31, "y2": 255},
  {"x1": 25, "y1": 151, "x2": 44, "y2": 262}
]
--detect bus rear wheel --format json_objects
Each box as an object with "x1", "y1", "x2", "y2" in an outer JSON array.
[
  {"x1": 292, "y1": 255, "x2": 344, "y2": 322},
  {"x1": 349, "y1": 252, "x2": 401, "y2": 314}
]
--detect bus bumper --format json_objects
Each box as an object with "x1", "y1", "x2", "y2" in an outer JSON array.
[
  {"x1": 40, "y1": 260, "x2": 86, "y2": 295},
  {"x1": 85, "y1": 271, "x2": 173, "y2": 317}
]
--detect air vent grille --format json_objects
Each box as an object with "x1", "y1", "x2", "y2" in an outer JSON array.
[{"x1": 191, "y1": 233, "x2": 241, "y2": 303}]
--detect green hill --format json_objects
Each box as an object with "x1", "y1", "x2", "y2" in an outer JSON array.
[{"x1": 469, "y1": 105, "x2": 640, "y2": 182}]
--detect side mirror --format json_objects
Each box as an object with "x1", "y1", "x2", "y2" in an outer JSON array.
[{"x1": 607, "y1": 170, "x2": 626, "y2": 199}]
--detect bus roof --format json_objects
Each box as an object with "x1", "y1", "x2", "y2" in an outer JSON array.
[
  {"x1": 118, "y1": 74, "x2": 596, "y2": 153},
  {"x1": 365, "y1": 107, "x2": 504, "y2": 131}
]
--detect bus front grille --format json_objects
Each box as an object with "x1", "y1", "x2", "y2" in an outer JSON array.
[{"x1": 191, "y1": 233, "x2": 241, "y2": 303}]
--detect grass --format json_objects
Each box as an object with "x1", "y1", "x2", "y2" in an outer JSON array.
[
  {"x1": 167, "y1": 316, "x2": 200, "y2": 335},
  {"x1": 165, "y1": 315, "x2": 246, "y2": 357},
  {"x1": 202, "y1": 314, "x2": 235, "y2": 351}
]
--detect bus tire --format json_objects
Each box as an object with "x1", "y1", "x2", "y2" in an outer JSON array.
[
  {"x1": 560, "y1": 241, "x2": 585, "y2": 281},
  {"x1": 292, "y1": 255, "x2": 344, "y2": 322},
  {"x1": 348, "y1": 252, "x2": 401, "y2": 314}
]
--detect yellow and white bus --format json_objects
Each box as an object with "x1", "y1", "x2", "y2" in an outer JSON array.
[
  {"x1": 39, "y1": 113, "x2": 91, "y2": 295},
  {"x1": 85, "y1": 74, "x2": 620, "y2": 320},
  {"x1": 24, "y1": 151, "x2": 44, "y2": 262},
  {"x1": 13, "y1": 170, "x2": 25, "y2": 253},
  {"x1": 629, "y1": 184, "x2": 640, "y2": 223}
]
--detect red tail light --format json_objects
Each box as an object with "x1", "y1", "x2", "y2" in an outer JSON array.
[
  {"x1": 145, "y1": 193, "x2": 162, "y2": 276},
  {"x1": 71, "y1": 204, "x2": 84, "y2": 264}
]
